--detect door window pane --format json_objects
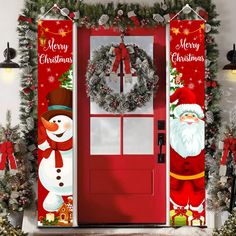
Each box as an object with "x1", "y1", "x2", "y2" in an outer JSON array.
[
  {"x1": 123, "y1": 118, "x2": 154, "y2": 154},
  {"x1": 90, "y1": 117, "x2": 120, "y2": 155}
]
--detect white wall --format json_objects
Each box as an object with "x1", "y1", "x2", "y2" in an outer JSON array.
[
  {"x1": 0, "y1": 0, "x2": 24, "y2": 126},
  {"x1": 0, "y1": 0, "x2": 235, "y2": 126}
]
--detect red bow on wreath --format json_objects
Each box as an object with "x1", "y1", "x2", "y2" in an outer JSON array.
[
  {"x1": 221, "y1": 138, "x2": 236, "y2": 165},
  {"x1": 0, "y1": 141, "x2": 17, "y2": 171},
  {"x1": 112, "y1": 43, "x2": 131, "y2": 75},
  {"x1": 171, "y1": 207, "x2": 188, "y2": 226}
]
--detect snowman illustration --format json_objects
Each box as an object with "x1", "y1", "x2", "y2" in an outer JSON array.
[{"x1": 38, "y1": 87, "x2": 73, "y2": 212}]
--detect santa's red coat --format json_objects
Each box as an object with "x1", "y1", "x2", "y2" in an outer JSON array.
[{"x1": 170, "y1": 147, "x2": 205, "y2": 208}]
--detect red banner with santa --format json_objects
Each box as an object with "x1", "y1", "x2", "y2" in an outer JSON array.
[
  {"x1": 38, "y1": 20, "x2": 73, "y2": 227},
  {"x1": 169, "y1": 20, "x2": 205, "y2": 226}
]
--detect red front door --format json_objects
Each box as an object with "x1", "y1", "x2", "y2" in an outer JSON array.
[{"x1": 77, "y1": 27, "x2": 166, "y2": 224}]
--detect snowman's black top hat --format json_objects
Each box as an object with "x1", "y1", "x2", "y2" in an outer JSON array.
[{"x1": 41, "y1": 87, "x2": 72, "y2": 121}]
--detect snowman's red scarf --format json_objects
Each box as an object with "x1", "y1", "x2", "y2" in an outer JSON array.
[{"x1": 43, "y1": 138, "x2": 72, "y2": 168}]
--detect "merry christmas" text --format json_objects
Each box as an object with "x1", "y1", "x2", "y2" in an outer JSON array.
[
  {"x1": 43, "y1": 38, "x2": 69, "y2": 53},
  {"x1": 39, "y1": 54, "x2": 72, "y2": 64},
  {"x1": 175, "y1": 38, "x2": 200, "y2": 52},
  {"x1": 171, "y1": 53, "x2": 204, "y2": 63}
]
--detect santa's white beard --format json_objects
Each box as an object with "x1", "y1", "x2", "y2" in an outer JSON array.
[{"x1": 170, "y1": 118, "x2": 205, "y2": 158}]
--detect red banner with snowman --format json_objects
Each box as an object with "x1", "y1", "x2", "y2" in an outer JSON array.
[
  {"x1": 38, "y1": 20, "x2": 73, "y2": 227},
  {"x1": 169, "y1": 20, "x2": 205, "y2": 226}
]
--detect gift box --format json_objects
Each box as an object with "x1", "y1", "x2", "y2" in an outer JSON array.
[
  {"x1": 170, "y1": 209, "x2": 192, "y2": 226},
  {"x1": 188, "y1": 213, "x2": 205, "y2": 226}
]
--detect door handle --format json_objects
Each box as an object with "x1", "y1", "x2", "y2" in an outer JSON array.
[{"x1": 158, "y1": 133, "x2": 165, "y2": 163}]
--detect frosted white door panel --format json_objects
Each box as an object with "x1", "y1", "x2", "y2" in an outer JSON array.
[
  {"x1": 123, "y1": 117, "x2": 154, "y2": 154},
  {"x1": 90, "y1": 117, "x2": 120, "y2": 155}
]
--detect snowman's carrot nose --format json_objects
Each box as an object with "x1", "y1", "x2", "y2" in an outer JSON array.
[{"x1": 41, "y1": 117, "x2": 59, "y2": 131}]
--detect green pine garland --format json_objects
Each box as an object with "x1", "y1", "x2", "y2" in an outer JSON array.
[
  {"x1": 17, "y1": 0, "x2": 221, "y2": 185},
  {"x1": 17, "y1": 0, "x2": 38, "y2": 176}
]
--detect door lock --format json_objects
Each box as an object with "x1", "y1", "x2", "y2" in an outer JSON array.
[{"x1": 158, "y1": 120, "x2": 165, "y2": 130}]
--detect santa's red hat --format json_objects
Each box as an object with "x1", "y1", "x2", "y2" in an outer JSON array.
[{"x1": 170, "y1": 87, "x2": 204, "y2": 118}]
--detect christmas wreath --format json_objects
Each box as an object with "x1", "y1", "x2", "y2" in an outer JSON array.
[{"x1": 86, "y1": 43, "x2": 159, "y2": 113}]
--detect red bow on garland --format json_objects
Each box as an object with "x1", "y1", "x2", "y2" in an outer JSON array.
[
  {"x1": 129, "y1": 16, "x2": 140, "y2": 26},
  {"x1": 0, "y1": 141, "x2": 17, "y2": 170},
  {"x1": 196, "y1": 7, "x2": 209, "y2": 21},
  {"x1": 171, "y1": 207, "x2": 189, "y2": 226},
  {"x1": 112, "y1": 43, "x2": 131, "y2": 75},
  {"x1": 18, "y1": 15, "x2": 33, "y2": 24},
  {"x1": 221, "y1": 138, "x2": 236, "y2": 165}
]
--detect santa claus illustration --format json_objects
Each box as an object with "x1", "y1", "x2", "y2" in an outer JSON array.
[
  {"x1": 170, "y1": 87, "x2": 205, "y2": 213},
  {"x1": 38, "y1": 87, "x2": 73, "y2": 212}
]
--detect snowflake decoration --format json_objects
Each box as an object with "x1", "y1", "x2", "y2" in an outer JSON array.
[
  {"x1": 47, "y1": 68, "x2": 51, "y2": 72},
  {"x1": 58, "y1": 28, "x2": 67, "y2": 37},
  {"x1": 48, "y1": 76, "x2": 55, "y2": 83},
  {"x1": 188, "y1": 82, "x2": 195, "y2": 89},
  {"x1": 183, "y1": 28, "x2": 190, "y2": 35},
  {"x1": 59, "y1": 28, "x2": 65, "y2": 33}
]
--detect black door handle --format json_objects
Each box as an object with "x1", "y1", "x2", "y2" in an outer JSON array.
[{"x1": 158, "y1": 134, "x2": 165, "y2": 163}]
